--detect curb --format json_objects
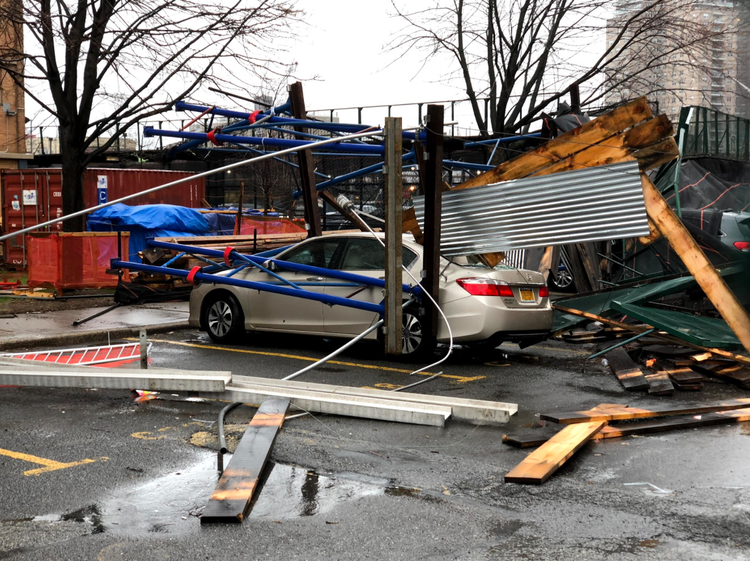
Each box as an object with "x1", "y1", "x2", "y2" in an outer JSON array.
[{"x1": 0, "y1": 321, "x2": 190, "y2": 352}]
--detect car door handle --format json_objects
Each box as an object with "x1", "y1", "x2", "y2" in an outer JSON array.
[{"x1": 306, "y1": 276, "x2": 325, "y2": 281}]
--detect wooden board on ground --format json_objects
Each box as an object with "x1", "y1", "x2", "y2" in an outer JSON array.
[
  {"x1": 601, "y1": 347, "x2": 650, "y2": 391},
  {"x1": 645, "y1": 370, "x2": 675, "y2": 395},
  {"x1": 504, "y1": 421, "x2": 605, "y2": 484},
  {"x1": 230, "y1": 375, "x2": 517, "y2": 424},
  {"x1": 666, "y1": 368, "x2": 704, "y2": 391},
  {"x1": 201, "y1": 399, "x2": 289, "y2": 524},
  {"x1": 690, "y1": 364, "x2": 750, "y2": 389},
  {"x1": 540, "y1": 397, "x2": 750, "y2": 424},
  {"x1": 504, "y1": 407, "x2": 750, "y2": 448}
]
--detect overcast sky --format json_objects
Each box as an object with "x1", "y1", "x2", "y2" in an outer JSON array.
[{"x1": 291, "y1": 0, "x2": 460, "y2": 126}]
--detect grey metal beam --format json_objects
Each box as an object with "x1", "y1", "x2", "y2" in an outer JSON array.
[
  {"x1": 215, "y1": 384, "x2": 452, "y2": 427},
  {"x1": 230, "y1": 375, "x2": 517, "y2": 424},
  {"x1": 0, "y1": 366, "x2": 231, "y2": 392},
  {"x1": 384, "y1": 116, "x2": 404, "y2": 355}
]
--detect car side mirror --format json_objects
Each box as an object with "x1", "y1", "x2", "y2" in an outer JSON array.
[{"x1": 264, "y1": 260, "x2": 278, "y2": 272}]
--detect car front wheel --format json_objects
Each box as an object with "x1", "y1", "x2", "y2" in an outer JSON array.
[{"x1": 203, "y1": 293, "x2": 245, "y2": 343}]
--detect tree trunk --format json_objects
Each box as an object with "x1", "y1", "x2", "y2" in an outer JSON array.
[{"x1": 60, "y1": 127, "x2": 86, "y2": 232}]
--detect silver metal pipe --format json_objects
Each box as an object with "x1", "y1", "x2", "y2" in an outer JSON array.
[
  {"x1": 282, "y1": 320, "x2": 384, "y2": 381},
  {"x1": 0, "y1": 129, "x2": 382, "y2": 242}
]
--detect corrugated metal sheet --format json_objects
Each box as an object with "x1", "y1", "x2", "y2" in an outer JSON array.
[
  {"x1": 502, "y1": 249, "x2": 526, "y2": 268},
  {"x1": 413, "y1": 161, "x2": 648, "y2": 256}
]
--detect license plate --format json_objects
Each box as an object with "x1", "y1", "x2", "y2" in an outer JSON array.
[{"x1": 520, "y1": 288, "x2": 535, "y2": 302}]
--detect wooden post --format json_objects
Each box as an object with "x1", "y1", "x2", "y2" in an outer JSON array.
[
  {"x1": 384, "y1": 117, "x2": 403, "y2": 355},
  {"x1": 640, "y1": 173, "x2": 750, "y2": 355},
  {"x1": 234, "y1": 181, "x2": 244, "y2": 236},
  {"x1": 139, "y1": 329, "x2": 147, "y2": 370},
  {"x1": 318, "y1": 190, "x2": 369, "y2": 232},
  {"x1": 422, "y1": 105, "x2": 445, "y2": 344},
  {"x1": 288, "y1": 82, "x2": 322, "y2": 237}
]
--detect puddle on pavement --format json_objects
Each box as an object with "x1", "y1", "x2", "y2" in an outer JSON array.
[{"x1": 29, "y1": 456, "x2": 424, "y2": 535}]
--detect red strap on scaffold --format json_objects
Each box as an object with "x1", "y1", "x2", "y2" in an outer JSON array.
[
  {"x1": 248, "y1": 110, "x2": 262, "y2": 124},
  {"x1": 206, "y1": 129, "x2": 223, "y2": 146},
  {"x1": 223, "y1": 246, "x2": 235, "y2": 267},
  {"x1": 186, "y1": 266, "x2": 201, "y2": 286}
]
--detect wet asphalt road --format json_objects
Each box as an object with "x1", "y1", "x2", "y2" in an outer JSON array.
[{"x1": 1, "y1": 328, "x2": 750, "y2": 560}]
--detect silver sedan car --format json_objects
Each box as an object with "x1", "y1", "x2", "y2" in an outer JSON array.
[{"x1": 188, "y1": 233, "x2": 553, "y2": 356}]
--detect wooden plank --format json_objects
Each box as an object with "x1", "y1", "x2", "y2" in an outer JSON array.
[
  {"x1": 644, "y1": 370, "x2": 675, "y2": 395},
  {"x1": 602, "y1": 347, "x2": 650, "y2": 391},
  {"x1": 690, "y1": 364, "x2": 750, "y2": 389},
  {"x1": 0, "y1": 366, "x2": 231, "y2": 392},
  {"x1": 402, "y1": 207, "x2": 424, "y2": 244},
  {"x1": 504, "y1": 421, "x2": 605, "y2": 484},
  {"x1": 552, "y1": 304, "x2": 750, "y2": 366},
  {"x1": 526, "y1": 120, "x2": 674, "y2": 179},
  {"x1": 506, "y1": 407, "x2": 750, "y2": 448},
  {"x1": 540, "y1": 397, "x2": 750, "y2": 424},
  {"x1": 201, "y1": 399, "x2": 289, "y2": 523},
  {"x1": 319, "y1": 190, "x2": 369, "y2": 232},
  {"x1": 222, "y1": 384, "x2": 452, "y2": 427},
  {"x1": 231, "y1": 375, "x2": 517, "y2": 424},
  {"x1": 632, "y1": 137, "x2": 681, "y2": 171},
  {"x1": 455, "y1": 97, "x2": 652, "y2": 190},
  {"x1": 154, "y1": 233, "x2": 306, "y2": 244},
  {"x1": 640, "y1": 173, "x2": 750, "y2": 356}
]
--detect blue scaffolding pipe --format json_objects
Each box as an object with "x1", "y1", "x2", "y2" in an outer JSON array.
[
  {"x1": 172, "y1": 100, "x2": 424, "y2": 141},
  {"x1": 111, "y1": 259, "x2": 386, "y2": 314},
  {"x1": 174, "y1": 101, "x2": 375, "y2": 134},
  {"x1": 290, "y1": 151, "x2": 418, "y2": 198},
  {"x1": 146, "y1": 240, "x2": 422, "y2": 296},
  {"x1": 464, "y1": 133, "x2": 541, "y2": 147},
  {"x1": 144, "y1": 126, "x2": 386, "y2": 155},
  {"x1": 167, "y1": 100, "x2": 293, "y2": 157},
  {"x1": 223, "y1": 143, "x2": 331, "y2": 180}
]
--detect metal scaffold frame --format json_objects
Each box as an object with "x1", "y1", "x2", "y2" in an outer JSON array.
[{"x1": 110, "y1": 240, "x2": 422, "y2": 317}]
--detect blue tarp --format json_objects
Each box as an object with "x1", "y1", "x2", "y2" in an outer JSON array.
[
  {"x1": 87, "y1": 204, "x2": 211, "y2": 262},
  {"x1": 203, "y1": 212, "x2": 236, "y2": 236}
]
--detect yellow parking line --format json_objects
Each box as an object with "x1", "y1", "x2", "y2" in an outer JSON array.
[
  {"x1": 138, "y1": 338, "x2": 485, "y2": 384},
  {"x1": 0, "y1": 447, "x2": 103, "y2": 477}
]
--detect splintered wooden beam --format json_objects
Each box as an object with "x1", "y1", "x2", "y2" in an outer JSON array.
[
  {"x1": 455, "y1": 97, "x2": 652, "y2": 190},
  {"x1": 201, "y1": 398, "x2": 290, "y2": 524},
  {"x1": 504, "y1": 407, "x2": 750, "y2": 448},
  {"x1": 602, "y1": 347, "x2": 650, "y2": 391},
  {"x1": 540, "y1": 398, "x2": 750, "y2": 424},
  {"x1": 525, "y1": 117, "x2": 676, "y2": 177},
  {"x1": 504, "y1": 421, "x2": 605, "y2": 484},
  {"x1": 640, "y1": 173, "x2": 750, "y2": 356}
]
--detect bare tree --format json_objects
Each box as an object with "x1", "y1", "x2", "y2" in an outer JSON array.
[
  {"x1": 0, "y1": 0, "x2": 300, "y2": 230},
  {"x1": 389, "y1": 0, "x2": 730, "y2": 138}
]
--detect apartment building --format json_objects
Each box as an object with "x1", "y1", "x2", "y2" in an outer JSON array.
[{"x1": 606, "y1": 1, "x2": 749, "y2": 121}]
